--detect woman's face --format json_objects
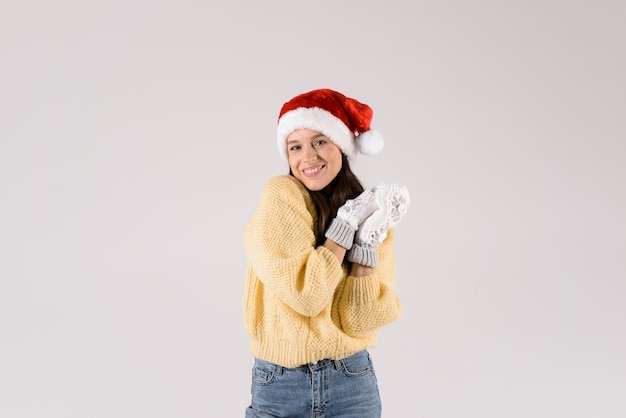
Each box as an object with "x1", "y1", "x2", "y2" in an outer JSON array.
[{"x1": 286, "y1": 128, "x2": 343, "y2": 191}]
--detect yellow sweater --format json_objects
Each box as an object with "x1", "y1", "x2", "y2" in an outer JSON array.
[{"x1": 243, "y1": 175, "x2": 402, "y2": 368}]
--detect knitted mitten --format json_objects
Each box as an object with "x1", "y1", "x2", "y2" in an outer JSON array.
[
  {"x1": 348, "y1": 183, "x2": 410, "y2": 267},
  {"x1": 325, "y1": 189, "x2": 378, "y2": 249}
]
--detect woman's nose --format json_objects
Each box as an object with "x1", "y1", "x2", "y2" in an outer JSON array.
[{"x1": 304, "y1": 146, "x2": 318, "y2": 161}]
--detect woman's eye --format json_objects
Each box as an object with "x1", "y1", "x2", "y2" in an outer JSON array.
[
  {"x1": 314, "y1": 140, "x2": 327, "y2": 146},
  {"x1": 289, "y1": 145, "x2": 300, "y2": 151}
]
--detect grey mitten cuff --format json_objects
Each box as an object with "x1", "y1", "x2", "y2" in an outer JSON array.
[
  {"x1": 325, "y1": 218, "x2": 355, "y2": 249},
  {"x1": 347, "y1": 241, "x2": 379, "y2": 268}
]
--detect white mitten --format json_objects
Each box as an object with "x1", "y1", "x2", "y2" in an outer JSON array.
[
  {"x1": 348, "y1": 183, "x2": 410, "y2": 267},
  {"x1": 337, "y1": 189, "x2": 378, "y2": 230},
  {"x1": 325, "y1": 189, "x2": 378, "y2": 249}
]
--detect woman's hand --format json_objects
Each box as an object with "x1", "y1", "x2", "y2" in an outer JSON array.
[
  {"x1": 324, "y1": 189, "x2": 378, "y2": 249},
  {"x1": 348, "y1": 183, "x2": 410, "y2": 267},
  {"x1": 336, "y1": 189, "x2": 379, "y2": 230}
]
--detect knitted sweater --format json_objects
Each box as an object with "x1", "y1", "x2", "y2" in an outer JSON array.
[{"x1": 243, "y1": 175, "x2": 402, "y2": 368}]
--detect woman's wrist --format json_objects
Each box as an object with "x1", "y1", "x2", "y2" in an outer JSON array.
[
  {"x1": 349, "y1": 263, "x2": 374, "y2": 278},
  {"x1": 323, "y1": 238, "x2": 348, "y2": 263}
]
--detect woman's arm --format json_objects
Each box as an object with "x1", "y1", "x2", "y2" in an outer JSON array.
[
  {"x1": 245, "y1": 176, "x2": 346, "y2": 317},
  {"x1": 323, "y1": 238, "x2": 348, "y2": 263},
  {"x1": 337, "y1": 229, "x2": 402, "y2": 337},
  {"x1": 349, "y1": 263, "x2": 374, "y2": 278}
]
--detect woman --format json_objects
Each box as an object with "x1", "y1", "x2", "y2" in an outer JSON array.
[{"x1": 243, "y1": 88, "x2": 410, "y2": 417}]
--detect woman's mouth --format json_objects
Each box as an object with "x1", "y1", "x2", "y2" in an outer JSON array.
[{"x1": 302, "y1": 165, "x2": 325, "y2": 177}]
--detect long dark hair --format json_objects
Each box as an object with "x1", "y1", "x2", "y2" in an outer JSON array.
[{"x1": 290, "y1": 154, "x2": 365, "y2": 246}]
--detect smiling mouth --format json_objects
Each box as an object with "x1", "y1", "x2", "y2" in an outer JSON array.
[{"x1": 302, "y1": 165, "x2": 325, "y2": 176}]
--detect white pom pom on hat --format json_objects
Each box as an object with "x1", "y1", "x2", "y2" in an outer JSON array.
[
  {"x1": 276, "y1": 88, "x2": 385, "y2": 160},
  {"x1": 356, "y1": 129, "x2": 385, "y2": 155}
]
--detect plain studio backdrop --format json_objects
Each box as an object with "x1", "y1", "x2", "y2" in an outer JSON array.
[{"x1": 1, "y1": 1, "x2": 624, "y2": 417}]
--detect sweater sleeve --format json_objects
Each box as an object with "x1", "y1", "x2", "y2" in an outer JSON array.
[
  {"x1": 244, "y1": 176, "x2": 345, "y2": 317},
  {"x1": 337, "y1": 228, "x2": 402, "y2": 337}
]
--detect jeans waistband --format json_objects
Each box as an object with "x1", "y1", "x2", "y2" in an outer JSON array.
[
  {"x1": 256, "y1": 350, "x2": 368, "y2": 374},
  {"x1": 298, "y1": 350, "x2": 367, "y2": 372},
  {"x1": 305, "y1": 357, "x2": 342, "y2": 371}
]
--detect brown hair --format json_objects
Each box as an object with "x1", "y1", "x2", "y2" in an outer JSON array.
[{"x1": 290, "y1": 154, "x2": 365, "y2": 246}]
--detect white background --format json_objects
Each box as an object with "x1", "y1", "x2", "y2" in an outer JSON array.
[{"x1": 1, "y1": 1, "x2": 624, "y2": 417}]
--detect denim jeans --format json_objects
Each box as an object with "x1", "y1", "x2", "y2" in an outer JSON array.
[{"x1": 245, "y1": 350, "x2": 382, "y2": 418}]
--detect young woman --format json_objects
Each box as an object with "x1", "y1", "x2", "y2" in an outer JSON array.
[{"x1": 243, "y1": 88, "x2": 410, "y2": 417}]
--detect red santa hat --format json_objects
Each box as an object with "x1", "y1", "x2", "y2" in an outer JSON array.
[{"x1": 276, "y1": 88, "x2": 384, "y2": 160}]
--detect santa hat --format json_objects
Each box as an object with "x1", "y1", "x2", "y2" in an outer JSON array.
[{"x1": 276, "y1": 88, "x2": 384, "y2": 160}]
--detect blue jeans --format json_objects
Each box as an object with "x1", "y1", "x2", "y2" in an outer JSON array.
[{"x1": 245, "y1": 350, "x2": 382, "y2": 418}]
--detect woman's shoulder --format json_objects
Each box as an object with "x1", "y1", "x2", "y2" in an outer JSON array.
[
  {"x1": 256, "y1": 175, "x2": 314, "y2": 215},
  {"x1": 261, "y1": 175, "x2": 308, "y2": 198}
]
